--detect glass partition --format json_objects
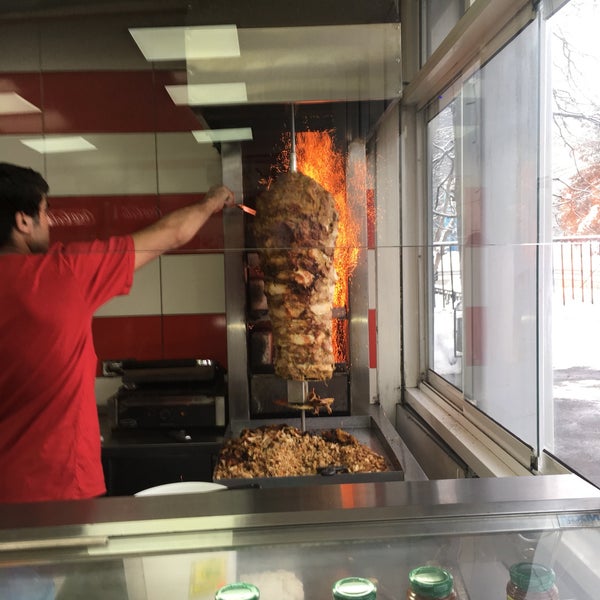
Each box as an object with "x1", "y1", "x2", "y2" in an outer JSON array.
[
  {"x1": 1, "y1": 514, "x2": 599, "y2": 600},
  {"x1": 426, "y1": 18, "x2": 540, "y2": 449}
]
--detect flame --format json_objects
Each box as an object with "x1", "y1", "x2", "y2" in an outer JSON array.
[
  {"x1": 296, "y1": 130, "x2": 360, "y2": 363},
  {"x1": 295, "y1": 130, "x2": 360, "y2": 310}
]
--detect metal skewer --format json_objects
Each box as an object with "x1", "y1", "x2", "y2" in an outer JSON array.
[{"x1": 287, "y1": 380, "x2": 308, "y2": 432}]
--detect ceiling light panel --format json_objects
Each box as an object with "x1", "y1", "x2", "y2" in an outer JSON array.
[
  {"x1": 129, "y1": 25, "x2": 240, "y2": 61},
  {"x1": 192, "y1": 128, "x2": 253, "y2": 143},
  {"x1": 0, "y1": 92, "x2": 41, "y2": 115},
  {"x1": 166, "y1": 83, "x2": 248, "y2": 106},
  {"x1": 20, "y1": 136, "x2": 97, "y2": 154}
]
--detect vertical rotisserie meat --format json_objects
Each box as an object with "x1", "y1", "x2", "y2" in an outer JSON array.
[{"x1": 254, "y1": 171, "x2": 339, "y2": 381}]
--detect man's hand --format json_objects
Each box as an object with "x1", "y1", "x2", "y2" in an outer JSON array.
[{"x1": 204, "y1": 185, "x2": 235, "y2": 214}]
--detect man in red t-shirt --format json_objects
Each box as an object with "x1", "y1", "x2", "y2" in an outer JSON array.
[{"x1": 0, "y1": 162, "x2": 234, "y2": 503}]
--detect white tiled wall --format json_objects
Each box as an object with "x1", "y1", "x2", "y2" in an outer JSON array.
[
  {"x1": 95, "y1": 260, "x2": 162, "y2": 317},
  {"x1": 160, "y1": 254, "x2": 226, "y2": 315}
]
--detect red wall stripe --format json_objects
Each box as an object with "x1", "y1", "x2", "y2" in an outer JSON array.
[
  {"x1": 43, "y1": 71, "x2": 157, "y2": 133},
  {"x1": 49, "y1": 195, "x2": 160, "y2": 244},
  {"x1": 92, "y1": 313, "x2": 228, "y2": 374},
  {"x1": 464, "y1": 306, "x2": 484, "y2": 367},
  {"x1": 48, "y1": 194, "x2": 224, "y2": 250},
  {"x1": 0, "y1": 73, "x2": 43, "y2": 134},
  {"x1": 159, "y1": 195, "x2": 224, "y2": 251},
  {"x1": 162, "y1": 314, "x2": 228, "y2": 368},
  {"x1": 41, "y1": 70, "x2": 202, "y2": 134},
  {"x1": 368, "y1": 308, "x2": 377, "y2": 368},
  {"x1": 92, "y1": 316, "x2": 163, "y2": 375},
  {"x1": 153, "y1": 70, "x2": 204, "y2": 132}
]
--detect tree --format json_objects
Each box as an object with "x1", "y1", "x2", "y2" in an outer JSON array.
[
  {"x1": 556, "y1": 163, "x2": 600, "y2": 234},
  {"x1": 552, "y1": 0, "x2": 600, "y2": 235}
]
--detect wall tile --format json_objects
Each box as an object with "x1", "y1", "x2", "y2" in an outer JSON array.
[
  {"x1": 0, "y1": 73, "x2": 43, "y2": 133},
  {"x1": 49, "y1": 195, "x2": 160, "y2": 243},
  {"x1": 45, "y1": 132, "x2": 158, "y2": 196},
  {"x1": 162, "y1": 314, "x2": 228, "y2": 368},
  {"x1": 160, "y1": 254, "x2": 225, "y2": 315},
  {"x1": 0, "y1": 24, "x2": 41, "y2": 72},
  {"x1": 159, "y1": 194, "x2": 225, "y2": 251},
  {"x1": 154, "y1": 70, "x2": 203, "y2": 132},
  {"x1": 0, "y1": 136, "x2": 45, "y2": 173},
  {"x1": 156, "y1": 132, "x2": 221, "y2": 193},
  {"x1": 92, "y1": 315, "x2": 163, "y2": 373},
  {"x1": 40, "y1": 17, "x2": 151, "y2": 71},
  {"x1": 95, "y1": 260, "x2": 162, "y2": 317},
  {"x1": 42, "y1": 71, "x2": 156, "y2": 133},
  {"x1": 49, "y1": 194, "x2": 224, "y2": 250}
]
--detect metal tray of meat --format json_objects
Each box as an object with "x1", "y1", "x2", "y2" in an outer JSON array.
[{"x1": 213, "y1": 408, "x2": 405, "y2": 489}]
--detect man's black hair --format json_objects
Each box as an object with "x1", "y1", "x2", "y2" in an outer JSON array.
[{"x1": 0, "y1": 163, "x2": 49, "y2": 246}]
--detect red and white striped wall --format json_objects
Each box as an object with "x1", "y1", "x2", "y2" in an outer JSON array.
[{"x1": 0, "y1": 67, "x2": 228, "y2": 404}]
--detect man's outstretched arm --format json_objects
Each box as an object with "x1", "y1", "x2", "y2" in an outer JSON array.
[{"x1": 131, "y1": 185, "x2": 234, "y2": 270}]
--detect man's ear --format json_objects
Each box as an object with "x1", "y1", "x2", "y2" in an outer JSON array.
[{"x1": 14, "y1": 211, "x2": 32, "y2": 234}]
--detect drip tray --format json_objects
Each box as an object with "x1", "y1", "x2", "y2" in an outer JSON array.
[{"x1": 214, "y1": 410, "x2": 405, "y2": 488}]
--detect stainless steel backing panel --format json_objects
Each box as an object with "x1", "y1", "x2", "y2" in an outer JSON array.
[
  {"x1": 223, "y1": 142, "x2": 251, "y2": 422},
  {"x1": 249, "y1": 372, "x2": 349, "y2": 416}
]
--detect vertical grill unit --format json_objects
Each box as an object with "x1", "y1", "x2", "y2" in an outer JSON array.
[
  {"x1": 186, "y1": 11, "x2": 408, "y2": 484},
  {"x1": 214, "y1": 103, "x2": 368, "y2": 423},
  {"x1": 207, "y1": 103, "x2": 408, "y2": 484}
]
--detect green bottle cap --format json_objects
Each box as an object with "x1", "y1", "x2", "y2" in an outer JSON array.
[
  {"x1": 509, "y1": 562, "x2": 556, "y2": 593},
  {"x1": 215, "y1": 583, "x2": 260, "y2": 600},
  {"x1": 408, "y1": 566, "x2": 454, "y2": 599},
  {"x1": 332, "y1": 577, "x2": 377, "y2": 600}
]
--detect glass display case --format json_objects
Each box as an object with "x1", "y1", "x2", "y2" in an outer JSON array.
[{"x1": 1, "y1": 474, "x2": 600, "y2": 600}]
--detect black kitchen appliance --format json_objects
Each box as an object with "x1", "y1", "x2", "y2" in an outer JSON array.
[{"x1": 106, "y1": 359, "x2": 226, "y2": 432}]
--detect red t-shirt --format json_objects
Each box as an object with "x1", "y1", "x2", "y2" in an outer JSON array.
[{"x1": 0, "y1": 236, "x2": 134, "y2": 503}]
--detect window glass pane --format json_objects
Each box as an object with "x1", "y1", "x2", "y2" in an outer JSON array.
[
  {"x1": 428, "y1": 103, "x2": 462, "y2": 390},
  {"x1": 428, "y1": 20, "x2": 540, "y2": 448},
  {"x1": 549, "y1": 0, "x2": 600, "y2": 483},
  {"x1": 422, "y1": 0, "x2": 465, "y2": 61}
]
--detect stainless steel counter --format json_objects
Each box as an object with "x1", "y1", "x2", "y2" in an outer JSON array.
[
  {"x1": 1, "y1": 474, "x2": 600, "y2": 600},
  {"x1": 0, "y1": 474, "x2": 599, "y2": 560}
]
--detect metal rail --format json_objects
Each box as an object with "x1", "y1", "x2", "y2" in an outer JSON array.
[{"x1": 553, "y1": 236, "x2": 600, "y2": 305}]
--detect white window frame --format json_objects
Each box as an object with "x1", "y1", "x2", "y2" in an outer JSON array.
[{"x1": 398, "y1": 0, "x2": 571, "y2": 477}]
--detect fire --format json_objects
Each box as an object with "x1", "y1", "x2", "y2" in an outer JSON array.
[
  {"x1": 296, "y1": 130, "x2": 360, "y2": 363},
  {"x1": 295, "y1": 131, "x2": 360, "y2": 310}
]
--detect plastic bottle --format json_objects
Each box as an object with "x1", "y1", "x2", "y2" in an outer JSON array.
[
  {"x1": 406, "y1": 566, "x2": 457, "y2": 600},
  {"x1": 215, "y1": 582, "x2": 261, "y2": 600},
  {"x1": 506, "y1": 563, "x2": 559, "y2": 600},
  {"x1": 332, "y1": 577, "x2": 377, "y2": 600}
]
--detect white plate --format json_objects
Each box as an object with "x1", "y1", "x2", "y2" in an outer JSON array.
[{"x1": 134, "y1": 481, "x2": 226, "y2": 497}]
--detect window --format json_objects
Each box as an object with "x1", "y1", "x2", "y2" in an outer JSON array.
[
  {"x1": 547, "y1": 0, "x2": 600, "y2": 482},
  {"x1": 417, "y1": 0, "x2": 600, "y2": 481},
  {"x1": 427, "y1": 18, "x2": 540, "y2": 450},
  {"x1": 421, "y1": 0, "x2": 468, "y2": 62}
]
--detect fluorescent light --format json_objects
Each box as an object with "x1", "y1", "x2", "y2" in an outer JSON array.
[
  {"x1": 165, "y1": 82, "x2": 247, "y2": 106},
  {"x1": 0, "y1": 92, "x2": 41, "y2": 115},
  {"x1": 192, "y1": 127, "x2": 253, "y2": 143},
  {"x1": 20, "y1": 136, "x2": 97, "y2": 154},
  {"x1": 129, "y1": 25, "x2": 240, "y2": 61}
]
